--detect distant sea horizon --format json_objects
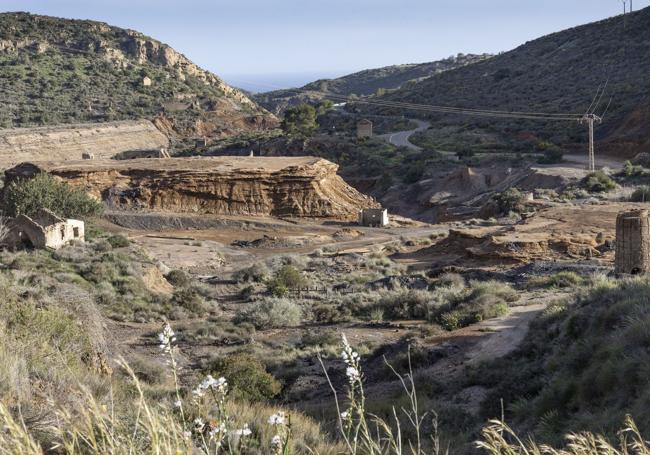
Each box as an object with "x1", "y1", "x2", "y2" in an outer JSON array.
[{"x1": 221, "y1": 71, "x2": 351, "y2": 93}]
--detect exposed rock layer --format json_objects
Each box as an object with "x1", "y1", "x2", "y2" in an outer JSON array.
[
  {"x1": 0, "y1": 120, "x2": 169, "y2": 167},
  {"x1": 5, "y1": 157, "x2": 379, "y2": 219}
]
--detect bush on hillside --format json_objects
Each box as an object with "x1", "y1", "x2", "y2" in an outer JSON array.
[
  {"x1": 106, "y1": 234, "x2": 130, "y2": 248},
  {"x1": 475, "y1": 275, "x2": 650, "y2": 445},
  {"x1": 235, "y1": 297, "x2": 303, "y2": 328},
  {"x1": 207, "y1": 353, "x2": 281, "y2": 402},
  {"x1": 165, "y1": 269, "x2": 191, "y2": 288},
  {"x1": 493, "y1": 188, "x2": 529, "y2": 214},
  {"x1": 266, "y1": 265, "x2": 307, "y2": 297},
  {"x1": 281, "y1": 104, "x2": 318, "y2": 137},
  {"x1": 630, "y1": 185, "x2": 650, "y2": 202},
  {"x1": 432, "y1": 280, "x2": 519, "y2": 330},
  {"x1": 233, "y1": 263, "x2": 270, "y2": 283},
  {"x1": 581, "y1": 170, "x2": 616, "y2": 193},
  {"x1": 2, "y1": 173, "x2": 103, "y2": 219},
  {"x1": 622, "y1": 160, "x2": 645, "y2": 177}
]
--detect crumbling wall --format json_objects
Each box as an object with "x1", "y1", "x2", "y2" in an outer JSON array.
[{"x1": 615, "y1": 209, "x2": 650, "y2": 274}]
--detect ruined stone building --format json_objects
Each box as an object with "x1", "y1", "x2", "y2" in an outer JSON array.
[
  {"x1": 615, "y1": 209, "x2": 650, "y2": 274},
  {"x1": 4, "y1": 208, "x2": 85, "y2": 250},
  {"x1": 356, "y1": 119, "x2": 373, "y2": 138},
  {"x1": 358, "y1": 208, "x2": 389, "y2": 227}
]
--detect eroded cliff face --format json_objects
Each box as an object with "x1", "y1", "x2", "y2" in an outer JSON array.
[
  {"x1": 0, "y1": 120, "x2": 169, "y2": 168},
  {"x1": 5, "y1": 157, "x2": 379, "y2": 219}
]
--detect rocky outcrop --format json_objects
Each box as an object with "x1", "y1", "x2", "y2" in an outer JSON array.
[
  {"x1": 0, "y1": 120, "x2": 169, "y2": 168},
  {"x1": 0, "y1": 13, "x2": 277, "y2": 136},
  {"x1": 5, "y1": 157, "x2": 379, "y2": 219}
]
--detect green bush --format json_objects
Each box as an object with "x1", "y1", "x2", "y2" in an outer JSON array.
[
  {"x1": 2, "y1": 173, "x2": 103, "y2": 219},
  {"x1": 267, "y1": 265, "x2": 307, "y2": 297},
  {"x1": 171, "y1": 287, "x2": 208, "y2": 315},
  {"x1": 432, "y1": 280, "x2": 518, "y2": 330},
  {"x1": 165, "y1": 269, "x2": 191, "y2": 288},
  {"x1": 581, "y1": 170, "x2": 616, "y2": 193},
  {"x1": 106, "y1": 234, "x2": 130, "y2": 248},
  {"x1": 528, "y1": 271, "x2": 584, "y2": 289},
  {"x1": 235, "y1": 297, "x2": 302, "y2": 328},
  {"x1": 493, "y1": 188, "x2": 528, "y2": 214},
  {"x1": 622, "y1": 160, "x2": 645, "y2": 177},
  {"x1": 281, "y1": 104, "x2": 317, "y2": 137},
  {"x1": 233, "y1": 263, "x2": 269, "y2": 283},
  {"x1": 630, "y1": 185, "x2": 650, "y2": 202},
  {"x1": 207, "y1": 353, "x2": 281, "y2": 402}
]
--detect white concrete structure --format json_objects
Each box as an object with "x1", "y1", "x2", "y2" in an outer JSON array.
[{"x1": 358, "y1": 208, "x2": 389, "y2": 227}]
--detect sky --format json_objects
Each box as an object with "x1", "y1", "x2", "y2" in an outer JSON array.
[{"x1": 0, "y1": 0, "x2": 647, "y2": 91}]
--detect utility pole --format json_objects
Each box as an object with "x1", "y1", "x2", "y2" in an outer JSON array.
[{"x1": 581, "y1": 114, "x2": 602, "y2": 172}]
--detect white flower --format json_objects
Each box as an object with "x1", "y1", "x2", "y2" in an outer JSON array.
[
  {"x1": 268, "y1": 411, "x2": 286, "y2": 426},
  {"x1": 158, "y1": 323, "x2": 175, "y2": 352},
  {"x1": 346, "y1": 366, "x2": 360, "y2": 382},
  {"x1": 192, "y1": 386, "x2": 204, "y2": 398},
  {"x1": 271, "y1": 434, "x2": 282, "y2": 448},
  {"x1": 198, "y1": 375, "x2": 228, "y2": 393},
  {"x1": 340, "y1": 411, "x2": 349, "y2": 419},
  {"x1": 208, "y1": 422, "x2": 227, "y2": 440},
  {"x1": 193, "y1": 417, "x2": 205, "y2": 433},
  {"x1": 173, "y1": 399, "x2": 182, "y2": 408},
  {"x1": 233, "y1": 424, "x2": 252, "y2": 436}
]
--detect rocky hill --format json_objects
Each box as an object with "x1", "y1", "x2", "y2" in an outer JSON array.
[
  {"x1": 368, "y1": 8, "x2": 650, "y2": 157},
  {"x1": 5, "y1": 157, "x2": 378, "y2": 219},
  {"x1": 0, "y1": 12, "x2": 277, "y2": 139},
  {"x1": 254, "y1": 54, "x2": 492, "y2": 114}
]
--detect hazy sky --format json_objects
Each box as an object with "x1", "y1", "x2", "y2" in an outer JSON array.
[{"x1": 0, "y1": 0, "x2": 646, "y2": 90}]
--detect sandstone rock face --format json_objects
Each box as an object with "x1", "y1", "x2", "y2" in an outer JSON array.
[
  {"x1": 5, "y1": 157, "x2": 378, "y2": 219},
  {"x1": 0, "y1": 120, "x2": 169, "y2": 168}
]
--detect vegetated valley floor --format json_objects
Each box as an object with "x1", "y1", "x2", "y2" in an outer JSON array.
[{"x1": 93, "y1": 191, "x2": 627, "y2": 446}]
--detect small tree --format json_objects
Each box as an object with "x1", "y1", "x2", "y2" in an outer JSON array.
[
  {"x1": 2, "y1": 173, "x2": 103, "y2": 219},
  {"x1": 266, "y1": 265, "x2": 307, "y2": 297},
  {"x1": 631, "y1": 185, "x2": 650, "y2": 202},
  {"x1": 493, "y1": 188, "x2": 528, "y2": 214},
  {"x1": 582, "y1": 170, "x2": 617, "y2": 193},
  {"x1": 281, "y1": 104, "x2": 318, "y2": 137}
]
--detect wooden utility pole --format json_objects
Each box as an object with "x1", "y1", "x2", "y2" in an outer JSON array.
[{"x1": 581, "y1": 114, "x2": 602, "y2": 172}]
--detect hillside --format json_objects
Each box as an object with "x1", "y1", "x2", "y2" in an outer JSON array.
[
  {"x1": 367, "y1": 8, "x2": 650, "y2": 158},
  {"x1": 0, "y1": 12, "x2": 277, "y2": 139},
  {"x1": 473, "y1": 275, "x2": 650, "y2": 446},
  {"x1": 254, "y1": 53, "x2": 492, "y2": 114}
]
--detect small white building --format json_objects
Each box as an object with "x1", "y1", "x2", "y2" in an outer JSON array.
[
  {"x1": 358, "y1": 208, "x2": 389, "y2": 227},
  {"x1": 142, "y1": 76, "x2": 152, "y2": 87},
  {"x1": 4, "y1": 208, "x2": 84, "y2": 250}
]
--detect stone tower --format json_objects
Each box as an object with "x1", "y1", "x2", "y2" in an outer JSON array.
[{"x1": 615, "y1": 209, "x2": 650, "y2": 274}]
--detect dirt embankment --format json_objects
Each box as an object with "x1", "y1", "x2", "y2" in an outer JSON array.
[
  {"x1": 395, "y1": 204, "x2": 636, "y2": 269},
  {"x1": 0, "y1": 120, "x2": 169, "y2": 167},
  {"x1": 5, "y1": 156, "x2": 379, "y2": 219}
]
